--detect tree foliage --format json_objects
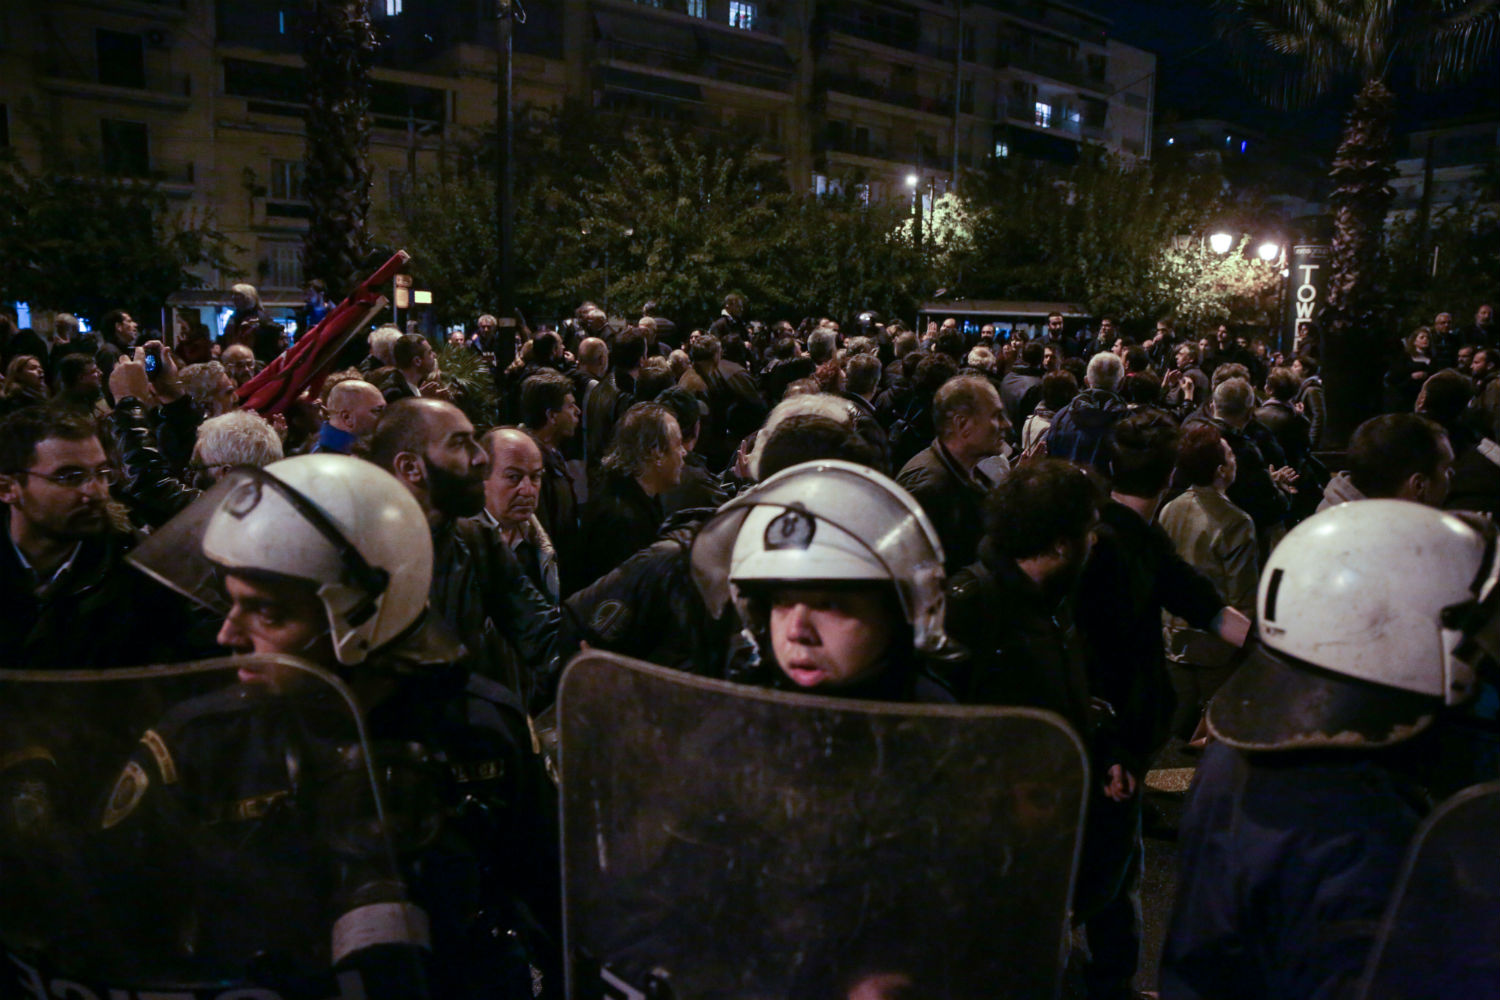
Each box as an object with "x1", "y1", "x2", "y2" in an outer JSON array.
[
  {"x1": 384, "y1": 118, "x2": 933, "y2": 329},
  {"x1": 1219, "y1": 0, "x2": 1500, "y2": 440},
  {"x1": 303, "y1": 0, "x2": 375, "y2": 298},
  {"x1": 0, "y1": 153, "x2": 238, "y2": 323},
  {"x1": 384, "y1": 114, "x2": 1280, "y2": 335}
]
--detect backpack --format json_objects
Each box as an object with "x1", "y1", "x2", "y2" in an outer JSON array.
[{"x1": 887, "y1": 396, "x2": 932, "y2": 470}]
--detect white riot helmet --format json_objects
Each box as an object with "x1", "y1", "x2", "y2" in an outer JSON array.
[
  {"x1": 690, "y1": 459, "x2": 951, "y2": 657},
  {"x1": 130, "y1": 454, "x2": 442, "y2": 667},
  {"x1": 1208, "y1": 500, "x2": 1500, "y2": 750}
]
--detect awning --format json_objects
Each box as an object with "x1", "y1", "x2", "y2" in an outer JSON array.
[
  {"x1": 601, "y1": 66, "x2": 704, "y2": 104},
  {"x1": 919, "y1": 300, "x2": 1090, "y2": 318},
  {"x1": 695, "y1": 27, "x2": 793, "y2": 69},
  {"x1": 596, "y1": 11, "x2": 698, "y2": 55}
]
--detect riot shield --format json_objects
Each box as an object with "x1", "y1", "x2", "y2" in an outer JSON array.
[
  {"x1": 0, "y1": 656, "x2": 431, "y2": 1000},
  {"x1": 558, "y1": 653, "x2": 1088, "y2": 1000},
  {"x1": 1358, "y1": 779, "x2": 1500, "y2": 1000}
]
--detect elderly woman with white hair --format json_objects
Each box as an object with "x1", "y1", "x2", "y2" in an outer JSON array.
[{"x1": 192, "y1": 409, "x2": 284, "y2": 485}]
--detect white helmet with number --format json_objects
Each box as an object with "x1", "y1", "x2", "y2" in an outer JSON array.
[
  {"x1": 1208, "y1": 499, "x2": 1500, "y2": 750},
  {"x1": 131, "y1": 453, "x2": 438, "y2": 667},
  {"x1": 690, "y1": 460, "x2": 951, "y2": 656}
]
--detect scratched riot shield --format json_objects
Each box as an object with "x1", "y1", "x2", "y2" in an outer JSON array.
[
  {"x1": 1358, "y1": 780, "x2": 1500, "y2": 1000},
  {"x1": 0, "y1": 657, "x2": 432, "y2": 1000},
  {"x1": 558, "y1": 652, "x2": 1088, "y2": 1000}
]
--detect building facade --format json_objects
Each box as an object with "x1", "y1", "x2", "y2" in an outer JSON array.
[{"x1": 0, "y1": 0, "x2": 1155, "y2": 307}]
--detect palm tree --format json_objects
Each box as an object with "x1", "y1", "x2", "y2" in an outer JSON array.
[
  {"x1": 1221, "y1": 0, "x2": 1499, "y2": 444},
  {"x1": 302, "y1": 0, "x2": 375, "y2": 299}
]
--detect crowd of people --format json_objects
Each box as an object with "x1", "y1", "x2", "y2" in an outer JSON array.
[{"x1": 0, "y1": 287, "x2": 1498, "y2": 1000}]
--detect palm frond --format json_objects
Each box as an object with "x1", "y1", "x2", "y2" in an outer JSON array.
[{"x1": 1414, "y1": 3, "x2": 1500, "y2": 86}]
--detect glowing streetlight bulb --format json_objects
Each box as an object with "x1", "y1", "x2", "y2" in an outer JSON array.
[
  {"x1": 906, "y1": 173, "x2": 919, "y2": 189},
  {"x1": 1257, "y1": 241, "x2": 1280, "y2": 262},
  {"x1": 1208, "y1": 232, "x2": 1235, "y2": 255}
]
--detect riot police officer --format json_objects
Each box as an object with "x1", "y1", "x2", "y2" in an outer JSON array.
[
  {"x1": 1162, "y1": 499, "x2": 1500, "y2": 1000},
  {"x1": 105, "y1": 454, "x2": 557, "y2": 998},
  {"x1": 689, "y1": 458, "x2": 955, "y2": 702}
]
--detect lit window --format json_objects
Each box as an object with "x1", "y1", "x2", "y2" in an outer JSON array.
[
  {"x1": 1034, "y1": 102, "x2": 1052, "y2": 128},
  {"x1": 994, "y1": 140, "x2": 1009, "y2": 158},
  {"x1": 278, "y1": 10, "x2": 286, "y2": 33},
  {"x1": 687, "y1": 0, "x2": 707, "y2": 16},
  {"x1": 384, "y1": 0, "x2": 402, "y2": 15},
  {"x1": 812, "y1": 172, "x2": 829, "y2": 196},
  {"x1": 729, "y1": 1, "x2": 757, "y2": 30}
]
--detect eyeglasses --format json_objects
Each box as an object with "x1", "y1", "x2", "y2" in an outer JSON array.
[{"x1": 22, "y1": 467, "x2": 118, "y2": 489}]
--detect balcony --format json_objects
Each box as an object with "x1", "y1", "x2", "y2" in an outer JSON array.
[
  {"x1": 819, "y1": 73, "x2": 953, "y2": 117},
  {"x1": 818, "y1": 134, "x2": 941, "y2": 167},
  {"x1": 597, "y1": 40, "x2": 792, "y2": 93},
  {"x1": 1000, "y1": 48, "x2": 1109, "y2": 93},
  {"x1": 56, "y1": 157, "x2": 196, "y2": 195},
  {"x1": 38, "y1": 61, "x2": 192, "y2": 110},
  {"x1": 609, "y1": 0, "x2": 783, "y2": 37},
  {"x1": 1003, "y1": 98, "x2": 1104, "y2": 141},
  {"x1": 60, "y1": 0, "x2": 188, "y2": 18}
]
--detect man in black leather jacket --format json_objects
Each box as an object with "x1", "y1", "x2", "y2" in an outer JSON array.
[{"x1": 370, "y1": 399, "x2": 561, "y2": 712}]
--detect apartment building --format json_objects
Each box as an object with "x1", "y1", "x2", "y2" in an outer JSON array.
[
  {"x1": 0, "y1": 0, "x2": 1155, "y2": 308},
  {"x1": 1390, "y1": 117, "x2": 1499, "y2": 221}
]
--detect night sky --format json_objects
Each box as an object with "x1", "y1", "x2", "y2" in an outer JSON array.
[{"x1": 1079, "y1": 0, "x2": 1500, "y2": 156}]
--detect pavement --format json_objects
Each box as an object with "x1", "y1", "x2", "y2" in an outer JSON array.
[{"x1": 1137, "y1": 739, "x2": 1199, "y2": 994}]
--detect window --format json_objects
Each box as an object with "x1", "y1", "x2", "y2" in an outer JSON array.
[
  {"x1": 812, "y1": 172, "x2": 828, "y2": 196},
  {"x1": 270, "y1": 158, "x2": 304, "y2": 200},
  {"x1": 382, "y1": 0, "x2": 403, "y2": 15},
  {"x1": 100, "y1": 119, "x2": 149, "y2": 177},
  {"x1": 1033, "y1": 101, "x2": 1052, "y2": 128},
  {"x1": 96, "y1": 30, "x2": 146, "y2": 89},
  {"x1": 994, "y1": 139, "x2": 1009, "y2": 158},
  {"x1": 959, "y1": 78, "x2": 974, "y2": 114},
  {"x1": 263, "y1": 242, "x2": 303, "y2": 290},
  {"x1": 728, "y1": 1, "x2": 757, "y2": 30},
  {"x1": 1086, "y1": 53, "x2": 1107, "y2": 81},
  {"x1": 687, "y1": 0, "x2": 707, "y2": 16},
  {"x1": 389, "y1": 170, "x2": 413, "y2": 215},
  {"x1": 961, "y1": 24, "x2": 976, "y2": 61}
]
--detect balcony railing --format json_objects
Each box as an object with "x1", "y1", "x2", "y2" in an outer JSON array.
[
  {"x1": 820, "y1": 73, "x2": 953, "y2": 116},
  {"x1": 818, "y1": 135, "x2": 941, "y2": 165},
  {"x1": 823, "y1": 13, "x2": 917, "y2": 52},
  {"x1": 598, "y1": 40, "x2": 791, "y2": 92},
  {"x1": 618, "y1": 0, "x2": 782, "y2": 35},
  {"x1": 1003, "y1": 97, "x2": 1106, "y2": 139},
  {"x1": 40, "y1": 59, "x2": 192, "y2": 99},
  {"x1": 1000, "y1": 48, "x2": 1108, "y2": 91}
]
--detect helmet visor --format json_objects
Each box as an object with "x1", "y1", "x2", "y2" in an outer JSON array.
[
  {"x1": 126, "y1": 472, "x2": 251, "y2": 615},
  {"x1": 129, "y1": 467, "x2": 388, "y2": 619},
  {"x1": 1207, "y1": 641, "x2": 1438, "y2": 751},
  {"x1": 690, "y1": 462, "x2": 943, "y2": 617}
]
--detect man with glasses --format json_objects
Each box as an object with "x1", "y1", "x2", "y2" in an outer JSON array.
[{"x1": 0, "y1": 406, "x2": 195, "y2": 668}]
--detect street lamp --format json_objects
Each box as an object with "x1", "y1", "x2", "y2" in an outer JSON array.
[
  {"x1": 1209, "y1": 232, "x2": 1235, "y2": 255},
  {"x1": 906, "y1": 174, "x2": 919, "y2": 189},
  {"x1": 1257, "y1": 241, "x2": 1281, "y2": 262}
]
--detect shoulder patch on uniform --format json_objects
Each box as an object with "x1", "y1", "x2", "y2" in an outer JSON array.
[
  {"x1": 589, "y1": 599, "x2": 629, "y2": 639},
  {"x1": 102, "y1": 761, "x2": 149, "y2": 830},
  {"x1": 140, "y1": 729, "x2": 178, "y2": 785}
]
